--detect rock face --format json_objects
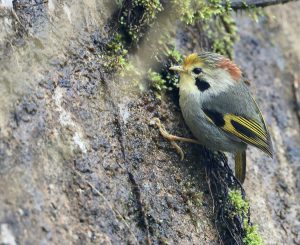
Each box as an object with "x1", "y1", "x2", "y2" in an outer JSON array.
[
  {"x1": 0, "y1": 1, "x2": 299, "y2": 245},
  {"x1": 0, "y1": 1, "x2": 219, "y2": 244},
  {"x1": 234, "y1": 4, "x2": 300, "y2": 244}
]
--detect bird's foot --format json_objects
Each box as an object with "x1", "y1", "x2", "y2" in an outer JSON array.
[{"x1": 152, "y1": 117, "x2": 200, "y2": 161}]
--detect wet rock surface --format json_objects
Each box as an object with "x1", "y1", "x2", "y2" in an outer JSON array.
[
  {"x1": 0, "y1": 0, "x2": 299, "y2": 244},
  {"x1": 234, "y1": 4, "x2": 300, "y2": 244},
  {"x1": 0, "y1": 1, "x2": 219, "y2": 244}
]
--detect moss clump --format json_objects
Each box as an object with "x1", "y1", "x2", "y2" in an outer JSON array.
[
  {"x1": 147, "y1": 35, "x2": 183, "y2": 99},
  {"x1": 228, "y1": 189, "x2": 264, "y2": 245},
  {"x1": 170, "y1": 0, "x2": 237, "y2": 58},
  {"x1": 167, "y1": 48, "x2": 182, "y2": 64},
  {"x1": 118, "y1": 0, "x2": 163, "y2": 43},
  {"x1": 105, "y1": 0, "x2": 166, "y2": 71},
  {"x1": 163, "y1": 46, "x2": 183, "y2": 88},
  {"x1": 116, "y1": 0, "x2": 238, "y2": 57},
  {"x1": 228, "y1": 189, "x2": 249, "y2": 217},
  {"x1": 105, "y1": 0, "x2": 164, "y2": 70},
  {"x1": 147, "y1": 69, "x2": 168, "y2": 99},
  {"x1": 105, "y1": 34, "x2": 129, "y2": 70},
  {"x1": 171, "y1": 0, "x2": 225, "y2": 25},
  {"x1": 208, "y1": 13, "x2": 238, "y2": 58},
  {"x1": 246, "y1": 7, "x2": 266, "y2": 23},
  {"x1": 109, "y1": 0, "x2": 237, "y2": 74},
  {"x1": 243, "y1": 223, "x2": 264, "y2": 245},
  {"x1": 171, "y1": 0, "x2": 200, "y2": 25}
]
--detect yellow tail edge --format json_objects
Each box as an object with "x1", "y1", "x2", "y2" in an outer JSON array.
[{"x1": 235, "y1": 151, "x2": 246, "y2": 184}]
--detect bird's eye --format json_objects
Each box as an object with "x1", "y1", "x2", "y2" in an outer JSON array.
[{"x1": 192, "y1": 67, "x2": 202, "y2": 74}]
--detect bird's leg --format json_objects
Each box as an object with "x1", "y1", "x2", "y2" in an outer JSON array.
[{"x1": 153, "y1": 118, "x2": 201, "y2": 160}]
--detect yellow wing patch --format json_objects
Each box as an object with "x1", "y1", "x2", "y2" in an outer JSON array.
[{"x1": 222, "y1": 114, "x2": 272, "y2": 157}]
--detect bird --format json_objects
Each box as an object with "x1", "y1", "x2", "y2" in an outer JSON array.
[{"x1": 154, "y1": 52, "x2": 273, "y2": 183}]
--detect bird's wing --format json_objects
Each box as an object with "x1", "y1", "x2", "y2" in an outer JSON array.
[{"x1": 202, "y1": 82, "x2": 273, "y2": 157}]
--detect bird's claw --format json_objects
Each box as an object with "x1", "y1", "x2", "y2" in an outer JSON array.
[{"x1": 152, "y1": 117, "x2": 185, "y2": 161}]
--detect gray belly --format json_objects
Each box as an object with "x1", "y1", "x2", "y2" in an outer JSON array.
[{"x1": 179, "y1": 95, "x2": 246, "y2": 153}]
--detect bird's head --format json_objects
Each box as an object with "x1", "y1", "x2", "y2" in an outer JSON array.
[{"x1": 170, "y1": 52, "x2": 242, "y2": 94}]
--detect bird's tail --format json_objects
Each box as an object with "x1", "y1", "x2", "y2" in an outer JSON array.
[{"x1": 235, "y1": 151, "x2": 246, "y2": 184}]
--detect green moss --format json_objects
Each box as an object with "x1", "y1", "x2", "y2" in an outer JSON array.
[
  {"x1": 105, "y1": 0, "x2": 165, "y2": 70},
  {"x1": 228, "y1": 189, "x2": 264, "y2": 245},
  {"x1": 119, "y1": 0, "x2": 163, "y2": 43},
  {"x1": 210, "y1": 14, "x2": 238, "y2": 58},
  {"x1": 170, "y1": 0, "x2": 237, "y2": 58},
  {"x1": 171, "y1": 0, "x2": 199, "y2": 25},
  {"x1": 147, "y1": 33, "x2": 183, "y2": 98},
  {"x1": 228, "y1": 189, "x2": 249, "y2": 217},
  {"x1": 147, "y1": 69, "x2": 167, "y2": 99},
  {"x1": 110, "y1": 0, "x2": 238, "y2": 73},
  {"x1": 164, "y1": 46, "x2": 183, "y2": 88},
  {"x1": 168, "y1": 48, "x2": 182, "y2": 64},
  {"x1": 106, "y1": 34, "x2": 129, "y2": 70},
  {"x1": 171, "y1": 0, "x2": 226, "y2": 25},
  {"x1": 243, "y1": 222, "x2": 264, "y2": 245},
  {"x1": 246, "y1": 7, "x2": 266, "y2": 22}
]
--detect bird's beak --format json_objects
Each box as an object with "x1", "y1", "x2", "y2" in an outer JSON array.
[{"x1": 169, "y1": 66, "x2": 185, "y2": 73}]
